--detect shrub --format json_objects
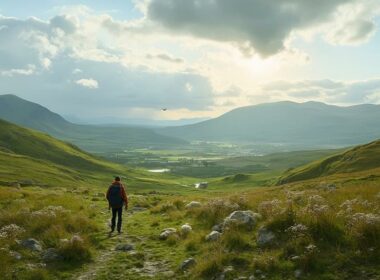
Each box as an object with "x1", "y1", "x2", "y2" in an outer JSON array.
[
  {"x1": 196, "y1": 256, "x2": 224, "y2": 279},
  {"x1": 173, "y1": 199, "x2": 185, "y2": 210},
  {"x1": 58, "y1": 235, "x2": 91, "y2": 263},
  {"x1": 222, "y1": 228, "x2": 252, "y2": 252},
  {"x1": 348, "y1": 213, "x2": 380, "y2": 261},
  {"x1": 266, "y1": 207, "x2": 296, "y2": 233},
  {"x1": 307, "y1": 214, "x2": 345, "y2": 246},
  {"x1": 166, "y1": 234, "x2": 180, "y2": 246},
  {"x1": 258, "y1": 199, "x2": 284, "y2": 219},
  {"x1": 150, "y1": 203, "x2": 176, "y2": 214},
  {"x1": 253, "y1": 254, "x2": 280, "y2": 273}
]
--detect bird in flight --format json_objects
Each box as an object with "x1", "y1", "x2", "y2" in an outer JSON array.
[{"x1": 161, "y1": 108, "x2": 167, "y2": 111}]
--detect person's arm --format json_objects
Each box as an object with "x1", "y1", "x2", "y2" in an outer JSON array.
[
  {"x1": 121, "y1": 185, "x2": 128, "y2": 209},
  {"x1": 106, "y1": 186, "x2": 111, "y2": 209}
]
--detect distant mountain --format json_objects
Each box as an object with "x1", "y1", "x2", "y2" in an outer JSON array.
[
  {"x1": 63, "y1": 114, "x2": 210, "y2": 127},
  {"x1": 277, "y1": 139, "x2": 380, "y2": 184},
  {"x1": 159, "y1": 101, "x2": 380, "y2": 146},
  {"x1": 0, "y1": 94, "x2": 186, "y2": 152}
]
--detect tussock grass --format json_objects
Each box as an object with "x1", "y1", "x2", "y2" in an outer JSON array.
[{"x1": 0, "y1": 187, "x2": 99, "y2": 279}]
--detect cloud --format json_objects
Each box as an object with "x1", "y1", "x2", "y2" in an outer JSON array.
[
  {"x1": 76, "y1": 78, "x2": 99, "y2": 89},
  {"x1": 258, "y1": 78, "x2": 380, "y2": 104},
  {"x1": 145, "y1": 0, "x2": 380, "y2": 56},
  {"x1": 324, "y1": 0, "x2": 380, "y2": 45},
  {"x1": 50, "y1": 15, "x2": 78, "y2": 34},
  {"x1": 1, "y1": 64, "x2": 36, "y2": 77},
  {"x1": 146, "y1": 53, "x2": 184, "y2": 63}
]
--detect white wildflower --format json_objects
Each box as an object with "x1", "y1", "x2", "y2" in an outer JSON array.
[
  {"x1": 0, "y1": 224, "x2": 25, "y2": 239},
  {"x1": 258, "y1": 199, "x2": 283, "y2": 218},
  {"x1": 305, "y1": 244, "x2": 318, "y2": 253},
  {"x1": 31, "y1": 205, "x2": 69, "y2": 218},
  {"x1": 286, "y1": 224, "x2": 308, "y2": 237},
  {"x1": 304, "y1": 195, "x2": 329, "y2": 215}
]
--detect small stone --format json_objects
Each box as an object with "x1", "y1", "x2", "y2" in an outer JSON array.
[
  {"x1": 115, "y1": 243, "x2": 134, "y2": 251},
  {"x1": 159, "y1": 228, "x2": 177, "y2": 240},
  {"x1": 21, "y1": 238, "x2": 42, "y2": 252},
  {"x1": 185, "y1": 201, "x2": 202, "y2": 209},
  {"x1": 180, "y1": 258, "x2": 196, "y2": 271},
  {"x1": 181, "y1": 224, "x2": 192, "y2": 234},
  {"x1": 205, "y1": 231, "x2": 221, "y2": 241},
  {"x1": 257, "y1": 227, "x2": 276, "y2": 247}
]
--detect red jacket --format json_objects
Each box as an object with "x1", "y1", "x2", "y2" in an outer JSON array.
[{"x1": 106, "y1": 181, "x2": 128, "y2": 207}]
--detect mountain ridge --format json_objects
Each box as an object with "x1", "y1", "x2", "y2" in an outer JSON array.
[
  {"x1": 158, "y1": 100, "x2": 380, "y2": 146},
  {"x1": 0, "y1": 94, "x2": 187, "y2": 152}
]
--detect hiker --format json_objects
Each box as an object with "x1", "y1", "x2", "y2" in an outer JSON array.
[{"x1": 106, "y1": 176, "x2": 128, "y2": 234}]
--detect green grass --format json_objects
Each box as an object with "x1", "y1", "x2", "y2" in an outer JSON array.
[{"x1": 278, "y1": 139, "x2": 380, "y2": 184}]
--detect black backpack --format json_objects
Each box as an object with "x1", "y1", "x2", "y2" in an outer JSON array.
[{"x1": 108, "y1": 185, "x2": 123, "y2": 207}]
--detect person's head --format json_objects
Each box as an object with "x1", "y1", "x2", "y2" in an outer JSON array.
[{"x1": 114, "y1": 176, "x2": 121, "y2": 182}]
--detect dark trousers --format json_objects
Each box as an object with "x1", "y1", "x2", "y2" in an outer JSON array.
[{"x1": 111, "y1": 207, "x2": 123, "y2": 232}]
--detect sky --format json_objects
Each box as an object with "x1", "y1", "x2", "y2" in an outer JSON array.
[{"x1": 1, "y1": 0, "x2": 380, "y2": 123}]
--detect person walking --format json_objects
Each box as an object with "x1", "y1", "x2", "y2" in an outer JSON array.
[{"x1": 106, "y1": 176, "x2": 128, "y2": 234}]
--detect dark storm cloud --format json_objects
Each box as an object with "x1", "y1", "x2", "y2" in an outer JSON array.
[{"x1": 146, "y1": 0, "x2": 372, "y2": 56}]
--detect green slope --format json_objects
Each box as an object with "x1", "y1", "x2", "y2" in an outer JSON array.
[
  {"x1": 0, "y1": 118, "x2": 114, "y2": 172},
  {"x1": 0, "y1": 94, "x2": 187, "y2": 153},
  {"x1": 277, "y1": 139, "x2": 380, "y2": 184}
]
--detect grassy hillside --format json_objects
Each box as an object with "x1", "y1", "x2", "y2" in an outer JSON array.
[
  {"x1": 0, "y1": 94, "x2": 187, "y2": 153},
  {"x1": 0, "y1": 118, "x2": 114, "y2": 172},
  {"x1": 278, "y1": 139, "x2": 380, "y2": 184},
  {"x1": 159, "y1": 101, "x2": 380, "y2": 146}
]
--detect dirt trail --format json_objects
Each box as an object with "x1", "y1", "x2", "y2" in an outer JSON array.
[{"x1": 72, "y1": 212, "x2": 174, "y2": 280}]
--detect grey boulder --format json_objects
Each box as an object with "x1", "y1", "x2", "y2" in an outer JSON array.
[
  {"x1": 180, "y1": 258, "x2": 196, "y2": 271},
  {"x1": 224, "y1": 210, "x2": 261, "y2": 229},
  {"x1": 21, "y1": 238, "x2": 42, "y2": 252},
  {"x1": 205, "y1": 231, "x2": 221, "y2": 242}
]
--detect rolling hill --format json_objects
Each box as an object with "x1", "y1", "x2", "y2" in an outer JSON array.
[
  {"x1": 0, "y1": 118, "x2": 116, "y2": 187},
  {"x1": 0, "y1": 94, "x2": 186, "y2": 153},
  {"x1": 277, "y1": 139, "x2": 380, "y2": 184},
  {"x1": 0, "y1": 118, "x2": 186, "y2": 190},
  {"x1": 0, "y1": 118, "x2": 114, "y2": 172},
  {"x1": 159, "y1": 101, "x2": 380, "y2": 147}
]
